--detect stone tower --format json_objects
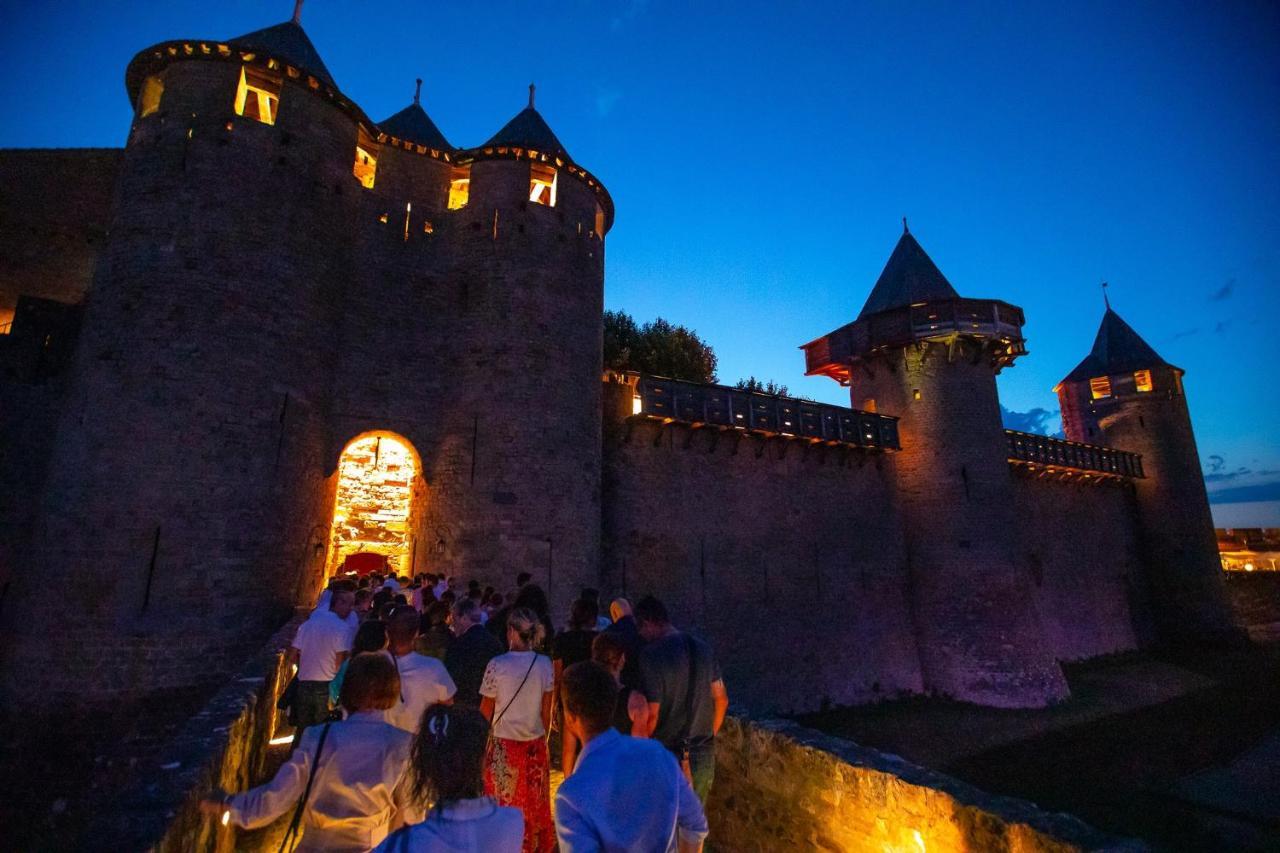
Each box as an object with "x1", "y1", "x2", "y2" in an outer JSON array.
[
  {"x1": 1056, "y1": 304, "x2": 1237, "y2": 642},
  {"x1": 805, "y1": 227, "x2": 1068, "y2": 707}
]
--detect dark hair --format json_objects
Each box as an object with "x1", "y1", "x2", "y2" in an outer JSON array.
[
  {"x1": 591, "y1": 631, "x2": 627, "y2": 672},
  {"x1": 354, "y1": 588, "x2": 373, "y2": 605},
  {"x1": 561, "y1": 661, "x2": 618, "y2": 734},
  {"x1": 352, "y1": 620, "x2": 387, "y2": 655},
  {"x1": 569, "y1": 597, "x2": 599, "y2": 631},
  {"x1": 580, "y1": 587, "x2": 600, "y2": 604},
  {"x1": 516, "y1": 572, "x2": 532, "y2": 587},
  {"x1": 488, "y1": 592, "x2": 504, "y2": 607},
  {"x1": 441, "y1": 590, "x2": 457, "y2": 606},
  {"x1": 329, "y1": 587, "x2": 355, "y2": 611},
  {"x1": 425, "y1": 600, "x2": 450, "y2": 627},
  {"x1": 331, "y1": 579, "x2": 357, "y2": 594},
  {"x1": 410, "y1": 705, "x2": 490, "y2": 809},
  {"x1": 387, "y1": 605, "x2": 420, "y2": 645},
  {"x1": 468, "y1": 579, "x2": 481, "y2": 591},
  {"x1": 340, "y1": 652, "x2": 400, "y2": 712},
  {"x1": 394, "y1": 594, "x2": 408, "y2": 606},
  {"x1": 514, "y1": 583, "x2": 549, "y2": 618},
  {"x1": 452, "y1": 597, "x2": 482, "y2": 624},
  {"x1": 633, "y1": 595, "x2": 670, "y2": 627}
]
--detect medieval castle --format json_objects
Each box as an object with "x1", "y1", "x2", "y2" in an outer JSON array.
[{"x1": 0, "y1": 12, "x2": 1238, "y2": 716}]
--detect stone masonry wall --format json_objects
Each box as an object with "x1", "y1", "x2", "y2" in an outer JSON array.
[
  {"x1": 602, "y1": 379, "x2": 924, "y2": 714},
  {"x1": 1011, "y1": 472, "x2": 1151, "y2": 661},
  {"x1": 709, "y1": 714, "x2": 1144, "y2": 852}
]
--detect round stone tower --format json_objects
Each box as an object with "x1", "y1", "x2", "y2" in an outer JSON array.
[
  {"x1": 1056, "y1": 303, "x2": 1237, "y2": 642},
  {"x1": 0, "y1": 16, "x2": 365, "y2": 708},
  {"x1": 804, "y1": 226, "x2": 1068, "y2": 707}
]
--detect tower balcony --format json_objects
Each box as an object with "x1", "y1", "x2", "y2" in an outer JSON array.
[
  {"x1": 803, "y1": 297, "x2": 1027, "y2": 384},
  {"x1": 1005, "y1": 429, "x2": 1144, "y2": 479}
]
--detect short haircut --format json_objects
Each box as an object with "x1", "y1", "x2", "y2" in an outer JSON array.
[
  {"x1": 352, "y1": 620, "x2": 388, "y2": 655},
  {"x1": 387, "y1": 605, "x2": 420, "y2": 644},
  {"x1": 354, "y1": 589, "x2": 373, "y2": 604},
  {"x1": 591, "y1": 631, "x2": 627, "y2": 671},
  {"x1": 516, "y1": 572, "x2": 532, "y2": 587},
  {"x1": 340, "y1": 652, "x2": 400, "y2": 712},
  {"x1": 561, "y1": 661, "x2": 619, "y2": 734},
  {"x1": 329, "y1": 588, "x2": 355, "y2": 611},
  {"x1": 570, "y1": 597, "x2": 599, "y2": 630},
  {"x1": 633, "y1": 595, "x2": 670, "y2": 627},
  {"x1": 451, "y1": 597, "x2": 481, "y2": 624},
  {"x1": 331, "y1": 579, "x2": 357, "y2": 593},
  {"x1": 580, "y1": 587, "x2": 600, "y2": 603}
]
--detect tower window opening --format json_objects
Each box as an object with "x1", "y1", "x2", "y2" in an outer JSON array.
[
  {"x1": 234, "y1": 66, "x2": 281, "y2": 125},
  {"x1": 1134, "y1": 369, "x2": 1153, "y2": 392},
  {"x1": 1089, "y1": 376, "x2": 1112, "y2": 399},
  {"x1": 594, "y1": 203, "x2": 605, "y2": 238},
  {"x1": 352, "y1": 126, "x2": 379, "y2": 189},
  {"x1": 327, "y1": 433, "x2": 420, "y2": 578},
  {"x1": 448, "y1": 165, "x2": 471, "y2": 210},
  {"x1": 529, "y1": 163, "x2": 557, "y2": 206},
  {"x1": 138, "y1": 75, "x2": 164, "y2": 117}
]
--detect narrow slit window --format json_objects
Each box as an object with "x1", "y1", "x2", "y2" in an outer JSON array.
[
  {"x1": 1089, "y1": 376, "x2": 1112, "y2": 400},
  {"x1": 1133, "y1": 369, "x2": 1153, "y2": 392},
  {"x1": 352, "y1": 126, "x2": 378, "y2": 189},
  {"x1": 138, "y1": 75, "x2": 164, "y2": 117},
  {"x1": 234, "y1": 66, "x2": 281, "y2": 125},
  {"x1": 448, "y1": 165, "x2": 470, "y2": 210},
  {"x1": 529, "y1": 163, "x2": 557, "y2": 206},
  {"x1": 594, "y1": 203, "x2": 605, "y2": 238}
]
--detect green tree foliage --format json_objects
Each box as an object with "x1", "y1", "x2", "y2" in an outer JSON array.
[
  {"x1": 735, "y1": 376, "x2": 790, "y2": 396},
  {"x1": 603, "y1": 309, "x2": 718, "y2": 383}
]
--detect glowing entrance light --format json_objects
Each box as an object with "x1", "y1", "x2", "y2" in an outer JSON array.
[{"x1": 327, "y1": 433, "x2": 420, "y2": 578}]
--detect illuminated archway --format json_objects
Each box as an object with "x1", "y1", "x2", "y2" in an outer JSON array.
[{"x1": 327, "y1": 432, "x2": 422, "y2": 578}]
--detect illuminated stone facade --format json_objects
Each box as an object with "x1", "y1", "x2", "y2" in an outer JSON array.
[{"x1": 0, "y1": 13, "x2": 1235, "y2": 714}]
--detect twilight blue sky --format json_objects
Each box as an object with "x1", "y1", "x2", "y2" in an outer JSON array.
[{"x1": 4, "y1": 0, "x2": 1278, "y2": 499}]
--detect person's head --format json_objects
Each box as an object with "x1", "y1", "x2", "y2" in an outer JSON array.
[
  {"x1": 357, "y1": 576, "x2": 371, "y2": 590},
  {"x1": 569, "y1": 597, "x2": 599, "y2": 631},
  {"x1": 467, "y1": 587, "x2": 483, "y2": 602},
  {"x1": 447, "y1": 576, "x2": 460, "y2": 592},
  {"x1": 394, "y1": 594, "x2": 408, "y2": 606},
  {"x1": 514, "y1": 583, "x2": 549, "y2": 618},
  {"x1": 372, "y1": 588, "x2": 393, "y2": 609},
  {"x1": 410, "y1": 706, "x2": 490, "y2": 810},
  {"x1": 425, "y1": 600, "x2": 450, "y2": 627},
  {"x1": 609, "y1": 597, "x2": 633, "y2": 624},
  {"x1": 580, "y1": 587, "x2": 600, "y2": 606},
  {"x1": 441, "y1": 589, "x2": 456, "y2": 606},
  {"x1": 633, "y1": 596, "x2": 670, "y2": 641},
  {"x1": 352, "y1": 619, "x2": 388, "y2": 655},
  {"x1": 339, "y1": 652, "x2": 400, "y2": 713},
  {"x1": 387, "y1": 605, "x2": 420, "y2": 652},
  {"x1": 330, "y1": 588, "x2": 356, "y2": 619},
  {"x1": 561, "y1": 661, "x2": 619, "y2": 741},
  {"x1": 488, "y1": 592, "x2": 504, "y2": 609},
  {"x1": 399, "y1": 575, "x2": 412, "y2": 587},
  {"x1": 468, "y1": 579, "x2": 481, "y2": 592},
  {"x1": 506, "y1": 607, "x2": 546, "y2": 652},
  {"x1": 353, "y1": 588, "x2": 374, "y2": 614},
  {"x1": 516, "y1": 571, "x2": 532, "y2": 588},
  {"x1": 451, "y1": 598, "x2": 483, "y2": 634},
  {"x1": 591, "y1": 631, "x2": 627, "y2": 679}
]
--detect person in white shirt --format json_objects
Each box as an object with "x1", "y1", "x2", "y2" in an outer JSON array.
[
  {"x1": 372, "y1": 705, "x2": 523, "y2": 853},
  {"x1": 384, "y1": 605, "x2": 457, "y2": 733},
  {"x1": 290, "y1": 586, "x2": 357, "y2": 745},
  {"x1": 480, "y1": 607, "x2": 556, "y2": 853},
  {"x1": 202, "y1": 654, "x2": 420, "y2": 853},
  {"x1": 555, "y1": 661, "x2": 708, "y2": 853}
]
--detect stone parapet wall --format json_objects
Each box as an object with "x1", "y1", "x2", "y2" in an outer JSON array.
[
  {"x1": 86, "y1": 613, "x2": 305, "y2": 853},
  {"x1": 709, "y1": 714, "x2": 1144, "y2": 852}
]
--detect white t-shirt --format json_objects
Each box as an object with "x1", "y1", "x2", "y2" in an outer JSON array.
[
  {"x1": 293, "y1": 610, "x2": 355, "y2": 682},
  {"x1": 480, "y1": 651, "x2": 554, "y2": 742},
  {"x1": 384, "y1": 651, "x2": 457, "y2": 733}
]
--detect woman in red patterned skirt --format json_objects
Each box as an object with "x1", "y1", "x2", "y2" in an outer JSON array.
[{"x1": 480, "y1": 606, "x2": 557, "y2": 852}]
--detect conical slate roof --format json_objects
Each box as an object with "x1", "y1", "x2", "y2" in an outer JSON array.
[
  {"x1": 378, "y1": 103, "x2": 452, "y2": 150},
  {"x1": 1061, "y1": 307, "x2": 1175, "y2": 384},
  {"x1": 483, "y1": 106, "x2": 571, "y2": 161},
  {"x1": 857, "y1": 230, "x2": 960, "y2": 319},
  {"x1": 229, "y1": 20, "x2": 336, "y2": 89}
]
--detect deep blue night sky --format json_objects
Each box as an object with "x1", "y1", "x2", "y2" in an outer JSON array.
[{"x1": 4, "y1": 0, "x2": 1277, "y2": 499}]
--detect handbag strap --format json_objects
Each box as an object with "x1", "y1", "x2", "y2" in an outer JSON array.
[
  {"x1": 491, "y1": 653, "x2": 540, "y2": 735},
  {"x1": 279, "y1": 721, "x2": 332, "y2": 853}
]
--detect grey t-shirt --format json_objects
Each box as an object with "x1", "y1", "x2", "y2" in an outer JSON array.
[{"x1": 639, "y1": 631, "x2": 721, "y2": 748}]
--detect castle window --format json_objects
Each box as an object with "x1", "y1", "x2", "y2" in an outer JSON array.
[
  {"x1": 594, "y1": 204, "x2": 605, "y2": 239},
  {"x1": 448, "y1": 165, "x2": 470, "y2": 210},
  {"x1": 529, "y1": 163, "x2": 557, "y2": 206},
  {"x1": 1089, "y1": 376, "x2": 1112, "y2": 399},
  {"x1": 352, "y1": 126, "x2": 378, "y2": 189},
  {"x1": 138, "y1": 75, "x2": 164, "y2": 117},
  {"x1": 1134, "y1": 369, "x2": 1153, "y2": 392},
  {"x1": 234, "y1": 66, "x2": 281, "y2": 125}
]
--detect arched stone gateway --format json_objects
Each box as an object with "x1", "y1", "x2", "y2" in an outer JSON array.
[{"x1": 326, "y1": 432, "x2": 425, "y2": 578}]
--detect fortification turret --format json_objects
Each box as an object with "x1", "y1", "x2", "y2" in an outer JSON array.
[
  {"x1": 803, "y1": 225, "x2": 1068, "y2": 707},
  {"x1": 1056, "y1": 302, "x2": 1237, "y2": 641}
]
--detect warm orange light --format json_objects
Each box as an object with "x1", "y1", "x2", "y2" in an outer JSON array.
[
  {"x1": 530, "y1": 163, "x2": 557, "y2": 206},
  {"x1": 328, "y1": 434, "x2": 419, "y2": 577},
  {"x1": 448, "y1": 166, "x2": 471, "y2": 210},
  {"x1": 138, "y1": 75, "x2": 164, "y2": 117},
  {"x1": 1089, "y1": 376, "x2": 1111, "y2": 400},
  {"x1": 235, "y1": 66, "x2": 280, "y2": 125},
  {"x1": 632, "y1": 394, "x2": 642, "y2": 415},
  {"x1": 1134, "y1": 369, "x2": 1152, "y2": 392}
]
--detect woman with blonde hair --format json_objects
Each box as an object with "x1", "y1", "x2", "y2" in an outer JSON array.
[{"x1": 479, "y1": 607, "x2": 556, "y2": 852}]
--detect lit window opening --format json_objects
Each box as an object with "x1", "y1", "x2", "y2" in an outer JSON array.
[
  {"x1": 234, "y1": 66, "x2": 281, "y2": 125},
  {"x1": 327, "y1": 433, "x2": 420, "y2": 578},
  {"x1": 1089, "y1": 376, "x2": 1112, "y2": 400},
  {"x1": 448, "y1": 165, "x2": 470, "y2": 210},
  {"x1": 1134, "y1": 369, "x2": 1153, "y2": 393},
  {"x1": 529, "y1": 163, "x2": 557, "y2": 206},
  {"x1": 138, "y1": 75, "x2": 164, "y2": 117},
  {"x1": 594, "y1": 203, "x2": 605, "y2": 239},
  {"x1": 352, "y1": 126, "x2": 379, "y2": 189}
]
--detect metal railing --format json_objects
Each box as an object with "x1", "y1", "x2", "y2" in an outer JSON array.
[
  {"x1": 635, "y1": 375, "x2": 900, "y2": 450},
  {"x1": 1006, "y1": 430, "x2": 1144, "y2": 478}
]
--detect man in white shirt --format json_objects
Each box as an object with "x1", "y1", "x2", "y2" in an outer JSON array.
[
  {"x1": 383, "y1": 605, "x2": 457, "y2": 733},
  {"x1": 556, "y1": 661, "x2": 708, "y2": 853},
  {"x1": 289, "y1": 587, "x2": 357, "y2": 746}
]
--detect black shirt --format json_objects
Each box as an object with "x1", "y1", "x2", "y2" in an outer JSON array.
[
  {"x1": 552, "y1": 629, "x2": 598, "y2": 669},
  {"x1": 639, "y1": 631, "x2": 721, "y2": 748},
  {"x1": 444, "y1": 624, "x2": 503, "y2": 709},
  {"x1": 603, "y1": 616, "x2": 646, "y2": 689}
]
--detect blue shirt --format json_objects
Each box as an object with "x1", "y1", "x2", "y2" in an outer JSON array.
[{"x1": 554, "y1": 729, "x2": 709, "y2": 853}]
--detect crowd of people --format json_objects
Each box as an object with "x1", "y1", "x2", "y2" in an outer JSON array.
[{"x1": 200, "y1": 568, "x2": 729, "y2": 852}]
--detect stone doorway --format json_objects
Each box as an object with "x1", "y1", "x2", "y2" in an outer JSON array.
[{"x1": 326, "y1": 432, "x2": 423, "y2": 578}]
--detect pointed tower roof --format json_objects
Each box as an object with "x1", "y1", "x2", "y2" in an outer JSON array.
[
  {"x1": 378, "y1": 80, "x2": 452, "y2": 149},
  {"x1": 483, "y1": 86, "x2": 572, "y2": 160},
  {"x1": 1062, "y1": 307, "x2": 1176, "y2": 383},
  {"x1": 857, "y1": 227, "x2": 960, "y2": 319},
  {"x1": 229, "y1": 20, "x2": 336, "y2": 89}
]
